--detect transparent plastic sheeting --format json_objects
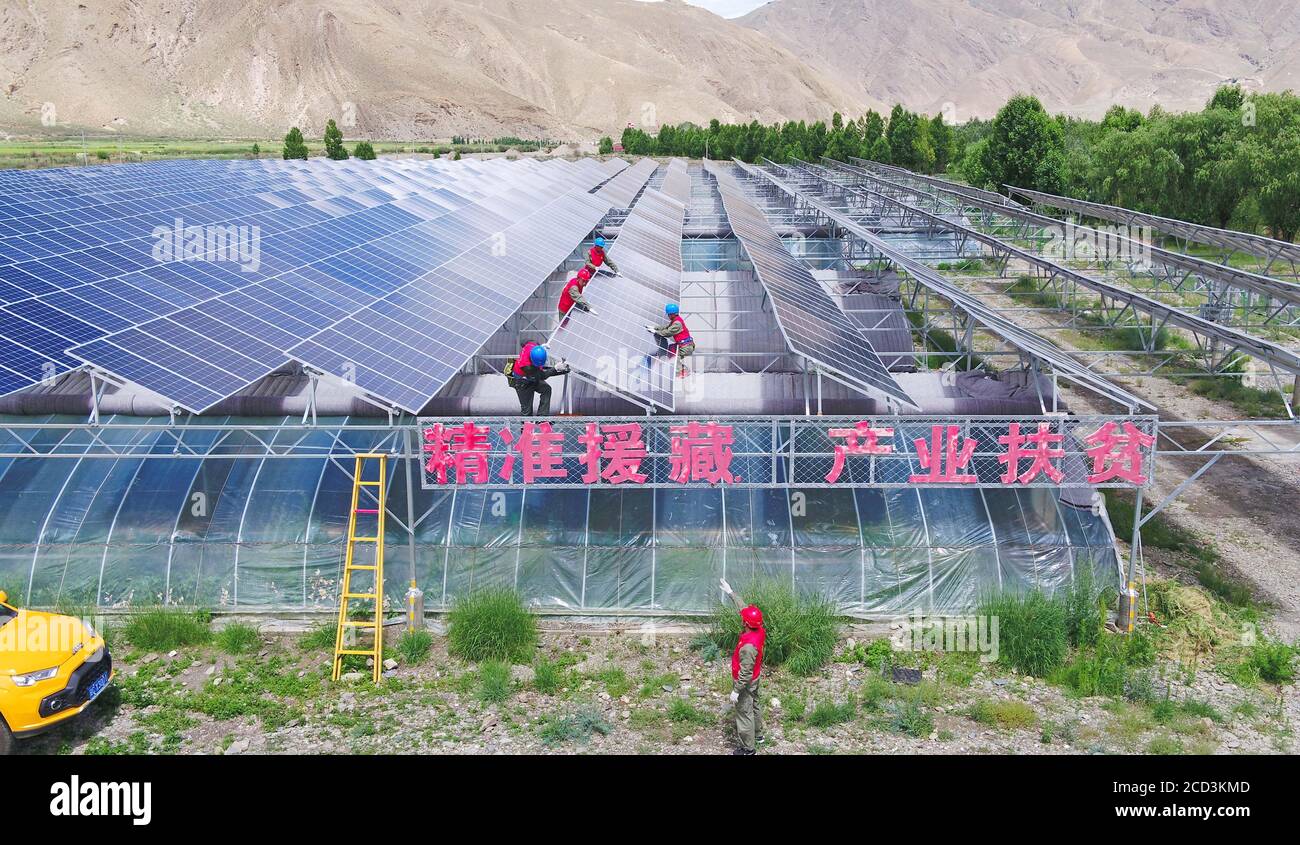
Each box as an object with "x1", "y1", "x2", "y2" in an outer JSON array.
[{"x1": 0, "y1": 416, "x2": 1119, "y2": 615}]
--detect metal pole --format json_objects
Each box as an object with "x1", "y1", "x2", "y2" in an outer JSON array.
[
  {"x1": 403, "y1": 428, "x2": 418, "y2": 586},
  {"x1": 1122, "y1": 487, "x2": 1144, "y2": 633}
]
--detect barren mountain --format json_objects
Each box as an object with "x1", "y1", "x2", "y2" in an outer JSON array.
[
  {"x1": 739, "y1": 0, "x2": 1300, "y2": 119},
  {"x1": 0, "y1": 0, "x2": 862, "y2": 139}
]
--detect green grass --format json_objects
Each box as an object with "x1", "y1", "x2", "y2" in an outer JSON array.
[
  {"x1": 299, "y1": 622, "x2": 337, "y2": 651},
  {"x1": 214, "y1": 622, "x2": 261, "y2": 655},
  {"x1": 886, "y1": 694, "x2": 934, "y2": 738},
  {"x1": 706, "y1": 581, "x2": 840, "y2": 676},
  {"x1": 805, "y1": 699, "x2": 856, "y2": 728},
  {"x1": 476, "y1": 661, "x2": 513, "y2": 703},
  {"x1": 394, "y1": 630, "x2": 434, "y2": 665},
  {"x1": 596, "y1": 667, "x2": 633, "y2": 698},
  {"x1": 1223, "y1": 639, "x2": 1298, "y2": 686},
  {"x1": 532, "y1": 657, "x2": 563, "y2": 695},
  {"x1": 638, "y1": 671, "x2": 678, "y2": 698},
  {"x1": 978, "y1": 590, "x2": 1068, "y2": 677},
  {"x1": 666, "y1": 698, "x2": 715, "y2": 726},
  {"x1": 122, "y1": 607, "x2": 211, "y2": 651},
  {"x1": 447, "y1": 588, "x2": 537, "y2": 663}
]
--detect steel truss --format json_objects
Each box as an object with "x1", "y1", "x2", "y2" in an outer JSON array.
[{"x1": 795, "y1": 159, "x2": 1300, "y2": 417}]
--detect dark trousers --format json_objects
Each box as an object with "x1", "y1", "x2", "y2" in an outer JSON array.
[{"x1": 515, "y1": 380, "x2": 551, "y2": 415}]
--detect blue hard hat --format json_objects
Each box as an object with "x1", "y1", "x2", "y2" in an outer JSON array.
[
  {"x1": 665, "y1": 303, "x2": 679, "y2": 316},
  {"x1": 594, "y1": 237, "x2": 607, "y2": 248},
  {"x1": 529, "y1": 345, "x2": 548, "y2": 367}
]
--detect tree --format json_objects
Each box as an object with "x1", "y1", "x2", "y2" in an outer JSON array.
[
  {"x1": 979, "y1": 95, "x2": 1065, "y2": 194},
  {"x1": 929, "y1": 113, "x2": 953, "y2": 173},
  {"x1": 598, "y1": 136, "x2": 614, "y2": 155},
  {"x1": 1207, "y1": 84, "x2": 1245, "y2": 112},
  {"x1": 353, "y1": 140, "x2": 377, "y2": 160},
  {"x1": 1255, "y1": 128, "x2": 1300, "y2": 242},
  {"x1": 251, "y1": 142, "x2": 261, "y2": 156},
  {"x1": 282, "y1": 127, "x2": 308, "y2": 160},
  {"x1": 323, "y1": 119, "x2": 348, "y2": 160}
]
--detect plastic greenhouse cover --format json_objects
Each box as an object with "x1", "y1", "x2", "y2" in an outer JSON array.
[{"x1": 0, "y1": 419, "x2": 1121, "y2": 615}]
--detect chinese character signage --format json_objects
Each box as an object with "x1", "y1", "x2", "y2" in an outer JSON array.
[{"x1": 418, "y1": 416, "x2": 1157, "y2": 490}]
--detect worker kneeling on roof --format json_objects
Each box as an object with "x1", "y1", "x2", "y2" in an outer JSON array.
[
  {"x1": 584, "y1": 236, "x2": 619, "y2": 277},
  {"x1": 720, "y1": 578, "x2": 765, "y2": 756},
  {"x1": 506, "y1": 342, "x2": 569, "y2": 416},
  {"x1": 646, "y1": 303, "x2": 695, "y2": 377},
  {"x1": 558, "y1": 266, "x2": 595, "y2": 319}
]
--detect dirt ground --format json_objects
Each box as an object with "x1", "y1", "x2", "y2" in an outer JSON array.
[
  {"x1": 17, "y1": 625, "x2": 1297, "y2": 757},
  {"x1": 962, "y1": 271, "x2": 1300, "y2": 639}
]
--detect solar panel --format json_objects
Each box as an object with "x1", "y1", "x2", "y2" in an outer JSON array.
[
  {"x1": 705, "y1": 160, "x2": 919, "y2": 411},
  {"x1": 547, "y1": 180, "x2": 687, "y2": 410},
  {"x1": 68, "y1": 159, "x2": 606, "y2": 412},
  {"x1": 593, "y1": 158, "x2": 658, "y2": 208},
  {"x1": 659, "y1": 159, "x2": 691, "y2": 205},
  {"x1": 2, "y1": 158, "x2": 514, "y2": 395}
]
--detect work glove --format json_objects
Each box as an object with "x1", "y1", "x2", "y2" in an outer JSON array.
[
  {"x1": 729, "y1": 690, "x2": 739, "y2": 704},
  {"x1": 644, "y1": 324, "x2": 657, "y2": 333},
  {"x1": 719, "y1": 578, "x2": 734, "y2": 595}
]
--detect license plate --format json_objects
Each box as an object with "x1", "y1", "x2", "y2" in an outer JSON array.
[{"x1": 86, "y1": 672, "x2": 109, "y2": 700}]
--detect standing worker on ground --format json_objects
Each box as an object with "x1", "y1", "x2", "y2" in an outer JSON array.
[
  {"x1": 646, "y1": 303, "x2": 695, "y2": 377},
  {"x1": 558, "y1": 266, "x2": 596, "y2": 321},
  {"x1": 720, "y1": 578, "x2": 765, "y2": 756},
  {"x1": 505, "y1": 341, "x2": 569, "y2": 416},
  {"x1": 584, "y1": 235, "x2": 619, "y2": 277}
]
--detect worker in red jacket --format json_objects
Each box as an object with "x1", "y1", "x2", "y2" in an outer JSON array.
[
  {"x1": 505, "y1": 342, "x2": 569, "y2": 415},
  {"x1": 720, "y1": 578, "x2": 765, "y2": 755},
  {"x1": 646, "y1": 303, "x2": 695, "y2": 377},
  {"x1": 558, "y1": 266, "x2": 596, "y2": 319},
  {"x1": 584, "y1": 236, "x2": 619, "y2": 276}
]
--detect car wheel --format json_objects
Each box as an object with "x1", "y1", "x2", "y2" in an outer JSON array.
[{"x1": 0, "y1": 717, "x2": 13, "y2": 756}]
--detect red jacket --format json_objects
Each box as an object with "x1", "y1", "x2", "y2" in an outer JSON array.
[
  {"x1": 731, "y1": 627, "x2": 765, "y2": 682},
  {"x1": 512, "y1": 342, "x2": 538, "y2": 378},
  {"x1": 558, "y1": 277, "x2": 585, "y2": 314},
  {"x1": 588, "y1": 245, "x2": 608, "y2": 268},
  {"x1": 666, "y1": 314, "x2": 692, "y2": 348}
]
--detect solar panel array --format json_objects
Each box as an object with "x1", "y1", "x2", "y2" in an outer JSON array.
[
  {"x1": 659, "y1": 159, "x2": 691, "y2": 205},
  {"x1": 548, "y1": 161, "x2": 688, "y2": 410},
  {"x1": 704, "y1": 160, "x2": 919, "y2": 410},
  {"x1": 749, "y1": 161, "x2": 1150, "y2": 410},
  {"x1": 0, "y1": 155, "x2": 626, "y2": 413}
]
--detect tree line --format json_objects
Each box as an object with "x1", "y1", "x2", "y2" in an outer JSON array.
[{"x1": 610, "y1": 85, "x2": 1300, "y2": 242}]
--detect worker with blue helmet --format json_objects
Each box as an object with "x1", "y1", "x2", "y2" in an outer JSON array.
[
  {"x1": 507, "y1": 341, "x2": 569, "y2": 415},
  {"x1": 646, "y1": 303, "x2": 695, "y2": 377},
  {"x1": 585, "y1": 234, "x2": 620, "y2": 277}
]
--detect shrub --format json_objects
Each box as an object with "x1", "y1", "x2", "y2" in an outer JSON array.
[
  {"x1": 688, "y1": 633, "x2": 723, "y2": 662},
  {"x1": 215, "y1": 622, "x2": 260, "y2": 655},
  {"x1": 706, "y1": 581, "x2": 840, "y2": 676},
  {"x1": 1249, "y1": 640, "x2": 1297, "y2": 684},
  {"x1": 966, "y1": 699, "x2": 1037, "y2": 729},
  {"x1": 123, "y1": 608, "x2": 211, "y2": 651},
  {"x1": 539, "y1": 707, "x2": 611, "y2": 746},
  {"x1": 476, "y1": 661, "x2": 513, "y2": 703},
  {"x1": 447, "y1": 588, "x2": 537, "y2": 663},
  {"x1": 533, "y1": 657, "x2": 562, "y2": 695},
  {"x1": 395, "y1": 630, "x2": 434, "y2": 665},
  {"x1": 979, "y1": 590, "x2": 1067, "y2": 677},
  {"x1": 805, "y1": 699, "x2": 856, "y2": 728},
  {"x1": 299, "y1": 622, "x2": 336, "y2": 651},
  {"x1": 887, "y1": 695, "x2": 934, "y2": 737}
]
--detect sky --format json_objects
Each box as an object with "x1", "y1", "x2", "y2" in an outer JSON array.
[{"x1": 636, "y1": 0, "x2": 773, "y2": 18}]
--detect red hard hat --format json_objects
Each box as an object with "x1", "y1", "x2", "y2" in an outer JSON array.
[
  {"x1": 740, "y1": 605, "x2": 763, "y2": 628},
  {"x1": 577, "y1": 267, "x2": 591, "y2": 281}
]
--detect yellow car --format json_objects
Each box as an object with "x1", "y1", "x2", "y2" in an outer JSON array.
[{"x1": 0, "y1": 590, "x2": 114, "y2": 754}]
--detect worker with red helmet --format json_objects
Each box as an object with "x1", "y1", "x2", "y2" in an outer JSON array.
[
  {"x1": 645, "y1": 303, "x2": 695, "y2": 377},
  {"x1": 583, "y1": 235, "x2": 619, "y2": 277},
  {"x1": 558, "y1": 266, "x2": 596, "y2": 319},
  {"x1": 505, "y1": 342, "x2": 569, "y2": 415},
  {"x1": 720, "y1": 578, "x2": 765, "y2": 755}
]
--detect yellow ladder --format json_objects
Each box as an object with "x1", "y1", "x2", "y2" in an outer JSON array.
[{"x1": 332, "y1": 453, "x2": 387, "y2": 683}]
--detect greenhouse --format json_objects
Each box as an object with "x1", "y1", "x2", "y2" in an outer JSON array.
[{"x1": 0, "y1": 416, "x2": 1119, "y2": 614}]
